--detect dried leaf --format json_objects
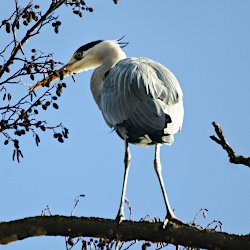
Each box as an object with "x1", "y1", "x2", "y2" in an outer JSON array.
[
  {"x1": 5, "y1": 22, "x2": 11, "y2": 33},
  {"x1": 35, "y1": 134, "x2": 40, "y2": 146},
  {"x1": 7, "y1": 93, "x2": 11, "y2": 102},
  {"x1": 67, "y1": 237, "x2": 74, "y2": 246}
]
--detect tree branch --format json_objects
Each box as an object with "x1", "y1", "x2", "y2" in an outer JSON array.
[
  {"x1": 0, "y1": 216, "x2": 249, "y2": 249},
  {"x1": 210, "y1": 121, "x2": 250, "y2": 168},
  {"x1": 0, "y1": 0, "x2": 65, "y2": 78}
]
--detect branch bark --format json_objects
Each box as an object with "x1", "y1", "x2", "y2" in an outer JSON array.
[
  {"x1": 0, "y1": 216, "x2": 249, "y2": 249},
  {"x1": 210, "y1": 121, "x2": 250, "y2": 168}
]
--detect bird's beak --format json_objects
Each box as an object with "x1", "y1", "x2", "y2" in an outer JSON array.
[
  {"x1": 28, "y1": 62, "x2": 75, "y2": 92},
  {"x1": 29, "y1": 54, "x2": 100, "y2": 91}
]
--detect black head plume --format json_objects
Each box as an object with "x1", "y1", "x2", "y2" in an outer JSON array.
[
  {"x1": 117, "y1": 35, "x2": 129, "y2": 48},
  {"x1": 76, "y1": 40, "x2": 103, "y2": 53}
]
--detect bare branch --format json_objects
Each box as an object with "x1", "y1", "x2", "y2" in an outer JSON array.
[
  {"x1": 0, "y1": 216, "x2": 249, "y2": 249},
  {"x1": 210, "y1": 122, "x2": 250, "y2": 168},
  {"x1": 0, "y1": 0, "x2": 93, "y2": 161},
  {"x1": 0, "y1": 0, "x2": 64, "y2": 78}
]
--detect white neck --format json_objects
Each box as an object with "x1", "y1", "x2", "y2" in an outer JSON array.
[{"x1": 90, "y1": 41, "x2": 126, "y2": 107}]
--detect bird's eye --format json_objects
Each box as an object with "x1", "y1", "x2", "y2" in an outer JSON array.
[{"x1": 76, "y1": 52, "x2": 82, "y2": 60}]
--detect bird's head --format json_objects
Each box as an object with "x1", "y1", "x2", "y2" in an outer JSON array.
[{"x1": 29, "y1": 39, "x2": 127, "y2": 91}]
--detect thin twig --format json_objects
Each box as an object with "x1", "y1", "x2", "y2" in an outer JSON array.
[{"x1": 210, "y1": 121, "x2": 250, "y2": 168}]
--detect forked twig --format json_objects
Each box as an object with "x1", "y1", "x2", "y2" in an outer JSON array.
[{"x1": 210, "y1": 122, "x2": 250, "y2": 168}]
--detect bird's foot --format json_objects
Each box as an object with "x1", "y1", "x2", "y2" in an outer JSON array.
[
  {"x1": 163, "y1": 216, "x2": 170, "y2": 229},
  {"x1": 163, "y1": 214, "x2": 185, "y2": 229},
  {"x1": 115, "y1": 211, "x2": 125, "y2": 224}
]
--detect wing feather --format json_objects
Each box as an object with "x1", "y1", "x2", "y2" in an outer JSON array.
[{"x1": 100, "y1": 57, "x2": 184, "y2": 139}]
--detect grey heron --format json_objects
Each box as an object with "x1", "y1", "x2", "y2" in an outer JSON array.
[{"x1": 30, "y1": 39, "x2": 184, "y2": 227}]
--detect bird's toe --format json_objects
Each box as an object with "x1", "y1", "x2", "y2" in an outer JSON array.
[
  {"x1": 163, "y1": 214, "x2": 185, "y2": 229},
  {"x1": 116, "y1": 212, "x2": 125, "y2": 224},
  {"x1": 163, "y1": 217, "x2": 169, "y2": 229}
]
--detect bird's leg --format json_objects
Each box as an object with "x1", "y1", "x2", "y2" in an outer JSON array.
[
  {"x1": 154, "y1": 144, "x2": 176, "y2": 228},
  {"x1": 116, "y1": 139, "x2": 131, "y2": 224}
]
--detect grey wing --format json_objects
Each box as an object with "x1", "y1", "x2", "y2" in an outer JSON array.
[{"x1": 100, "y1": 57, "x2": 184, "y2": 144}]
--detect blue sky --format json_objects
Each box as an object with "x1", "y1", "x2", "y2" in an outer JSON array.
[{"x1": 1, "y1": 1, "x2": 250, "y2": 249}]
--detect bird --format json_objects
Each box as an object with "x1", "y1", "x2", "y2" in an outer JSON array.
[{"x1": 29, "y1": 38, "x2": 184, "y2": 227}]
